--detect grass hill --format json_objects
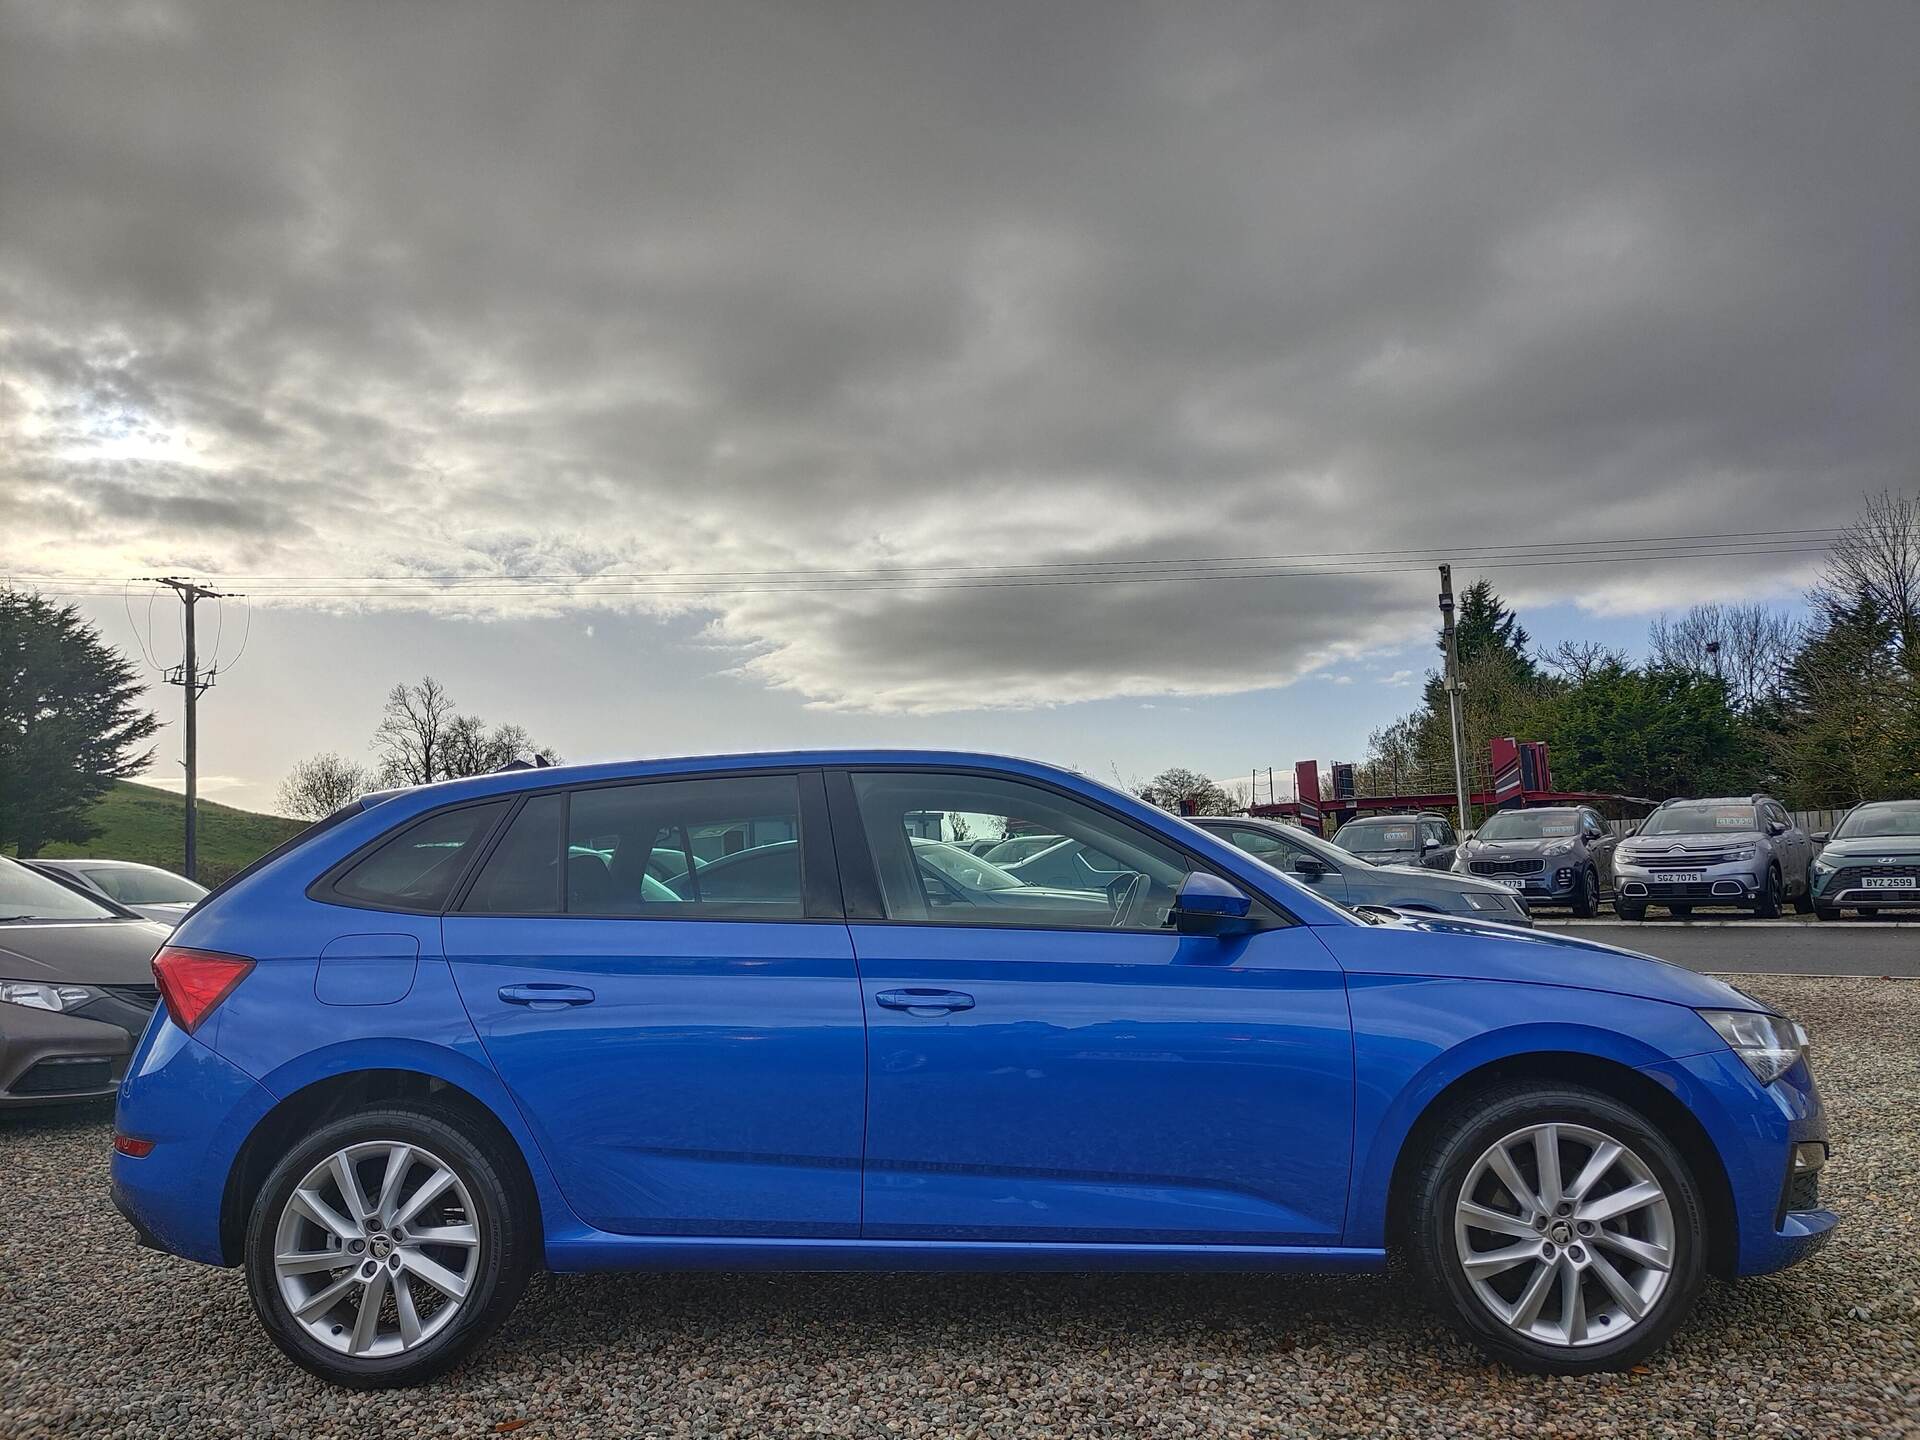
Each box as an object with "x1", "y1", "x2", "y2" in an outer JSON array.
[{"x1": 20, "y1": 781, "x2": 306, "y2": 885}]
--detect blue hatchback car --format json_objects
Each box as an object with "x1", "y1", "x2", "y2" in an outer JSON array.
[{"x1": 111, "y1": 752, "x2": 1835, "y2": 1387}]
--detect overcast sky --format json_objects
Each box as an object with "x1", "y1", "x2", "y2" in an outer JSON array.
[{"x1": 3, "y1": 0, "x2": 1916, "y2": 810}]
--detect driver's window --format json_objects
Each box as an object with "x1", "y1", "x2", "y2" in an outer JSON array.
[{"x1": 848, "y1": 772, "x2": 1191, "y2": 930}]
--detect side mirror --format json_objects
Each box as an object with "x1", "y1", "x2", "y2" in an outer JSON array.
[
  {"x1": 1812, "y1": 831, "x2": 1830, "y2": 844},
  {"x1": 1766, "y1": 820, "x2": 1788, "y2": 837},
  {"x1": 1171, "y1": 872, "x2": 1255, "y2": 936},
  {"x1": 1624, "y1": 823, "x2": 1640, "y2": 837},
  {"x1": 1291, "y1": 855, "x2": 1328, "y2": 879}
]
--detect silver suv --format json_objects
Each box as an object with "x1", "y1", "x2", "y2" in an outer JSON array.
[
  {"x1": 1612, "y1": 795, "x2": 1814, "y2": 919},
  {"x1": 1450, "y1": 805, "x2": 1616, "y2": 917}
]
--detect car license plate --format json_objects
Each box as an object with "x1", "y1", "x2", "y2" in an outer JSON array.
[
  {"x1": 1491, "y1": 876, "x2": 1526, "y2": 891},
  {"x1": 1651, "y1": 871, "x2": 1697, "y2": 883},
  {"x1": 1864, "y1": 875, "x2": 1916, "y2": 889}
]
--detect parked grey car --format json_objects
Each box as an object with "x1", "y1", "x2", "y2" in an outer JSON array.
[
  {"x1": 1329, "y1": 812, "x2": 1459, "y2": 870},
  {"x1": 0, "y1": 856, "x2": 171, "y2": 1107},
  {"x1": 1193, "y1": 815, "x2": 1530, "y2": 925},
  {"x1": 1612, "y1": 795, "x2": 1813, "y2": 919},
  {"x1": 1450, "y1": 805, "x2": 1616, "y2": 918},
  {"x1": 25, "y1": 858, "x2": 206, "y2": 927},
  {"x1": 1809, "y1": 799, "x2": 1920, "y2": 919}
]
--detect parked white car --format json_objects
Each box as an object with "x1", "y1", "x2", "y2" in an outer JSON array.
[{"x1": 24, "y1": 859, "x2": 207, "y2": 928}]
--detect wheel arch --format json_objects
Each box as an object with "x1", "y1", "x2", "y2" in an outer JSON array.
[
  {"x1": 220, "y1": 1067, "x2": 547, "y2": 1268},
  {"x1": 1382, "y1": 1050, "x2": 1740, "y2": 1279}
]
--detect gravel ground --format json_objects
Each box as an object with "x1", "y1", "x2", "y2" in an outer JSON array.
[{"x1": 3, "y1": 975, "x2": 1915, "y2": 1439}]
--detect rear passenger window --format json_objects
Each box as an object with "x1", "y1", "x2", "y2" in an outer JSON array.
[
  {"x1": 462, "y1": 794, "x2": 563, "y2": 913},
  {"x1": 564, "y1": 776, "x2": 804, "y2": 918},
  {"x1": 331, "y1": 802, "x2": 510, "y2": 911}
]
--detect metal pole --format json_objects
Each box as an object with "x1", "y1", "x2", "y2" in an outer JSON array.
[
  {"x1": 1439, "y1": 565, "x2": 1472, "y2": 832},
  {"x1": 183, "y1": 592, "x2": 198, "y2": 882}
]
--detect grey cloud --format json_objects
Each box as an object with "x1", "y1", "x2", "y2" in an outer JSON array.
[{"x1": 1, "y1": 0, "x2": 1915, "y2": 710}]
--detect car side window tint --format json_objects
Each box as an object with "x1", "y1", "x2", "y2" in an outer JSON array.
[
  {"x1": 565, "y1": 776, "x2": 804, "y2": 918},
  {"x1": 849, "y1": 771, "x2": 1194, "y2": 930},
  {"x1": 1229, "y1": 828, "x2": 1321, "y2": 872},
  {"x1": 462, "y1": 793, "x2": 563, "y2": 913},
  {"x1": 332, "y1": 801, "x2": 511, "y2": 911}
]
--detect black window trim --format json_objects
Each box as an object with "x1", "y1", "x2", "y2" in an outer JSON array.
[
  {"x1": 440, "y1": 768, "x2": 844, "y2": 924},
  {"x1": 309, "y1": 796, "x2": 516, "y2": 916},
  {"x1": 824, "y1": 764, "x2": 1301, "y2": 935}
]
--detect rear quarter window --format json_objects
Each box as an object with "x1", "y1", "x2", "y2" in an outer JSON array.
[{"x1": 328, "y1": 801, "x2": 511, "y2": 911}]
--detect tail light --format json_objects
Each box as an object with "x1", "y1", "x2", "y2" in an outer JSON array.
[{"x1": 151, "y1": 946, "x2": 254, "y2": 1035}]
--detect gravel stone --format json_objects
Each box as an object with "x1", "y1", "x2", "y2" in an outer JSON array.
[{"x1": 2, "y1": 975, "x2": 1915, "y2": 1437}]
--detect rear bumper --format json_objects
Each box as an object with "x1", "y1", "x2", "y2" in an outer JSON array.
[
  {"x1": 1639, "y1": 1048, "x2": 1835, "y2": 1276},
  {"x1": 110, "y1": 1013, "x2": 278, "y2": 1266}
]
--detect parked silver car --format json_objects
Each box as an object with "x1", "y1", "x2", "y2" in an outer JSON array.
[
  {"x1": 1809, "y1": 799, "x2": 1920, "y2": 919},
  {"x1": 1450, "y1": 805, "x2": 1616, "y2": 917},
  {"x1": 1612, "y1": 795, "x2": 1813, "y2": 919},
  {"x1": 1193, "y1": 815, "x2": 1531, "y2": 925},
  {"x1": 25, "y1": 858, "x2": 207, "y2": 927}
]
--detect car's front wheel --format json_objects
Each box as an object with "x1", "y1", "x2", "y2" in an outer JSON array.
[
  {"x1": 1571, "y1": 866, "x2": 1601, "y2": 919},
  {"x1": 244, "y1": 1105, "x2": 533, "y2": 1388},
  {"x1": 1754, "y1": 866, "x2": 1783, "y2": 918},
  {"x1": 1407, "y1": 1083, "x2": 1707, "y2": 1374}
]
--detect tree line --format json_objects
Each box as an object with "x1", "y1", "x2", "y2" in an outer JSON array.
[{"x1": 1356, "y1": 490, "x2": 1919, "y2": 810}]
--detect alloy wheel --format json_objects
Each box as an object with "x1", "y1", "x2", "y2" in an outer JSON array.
[
  {"x1": 271, "y1": 1140, "x2": 482, "y2": 1358},
  {"x1": 1453, "y1": 1122, "x2": 1675, "y2": 1348}
]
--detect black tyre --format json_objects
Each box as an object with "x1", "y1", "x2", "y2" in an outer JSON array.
[
  {"x1": 1667, "y1": 904, "x2": 1692, "y2": 917},
  {"x1": 244, "y1": 1105, "x2": 533, "y2": 1388},
  {"x1": 1815, "y1": 905, "x2": 1842, "y2": 921},
  {"x1": 1571, "y1": 867, "x2": 1601, "y2": 919},
  {"x1": 1753, "y1": 866, "x2": 1782, "y2": 918},
  {"x1": 1616, "y1": 899, "x2": 1647, "y2": 921},
  {"x1": 1861, "y1": 906, "x2": 1879, "y2": 917},
  {"x1": 1406, "y1": 1083, "x2": 1708, "y2": 1374},
  {"x1": 1790, "y1": 879, "x2": 1815, "y2": 915}
]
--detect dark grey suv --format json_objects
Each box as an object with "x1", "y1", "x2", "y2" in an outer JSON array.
[
  {"x1": 1329, "y1": 812, "x2": 1458, "y2": 870},
  {"x1": 1194, "y1": 816, "x2": 1530, "y2": 925},
  {"x1": 1451, "y1": 805, "x2": 1617, "y2": 918}
]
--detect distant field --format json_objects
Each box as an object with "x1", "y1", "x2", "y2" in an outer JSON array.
[{"x1": 20, "y1": 781, "x2": 305, "y2": 885}]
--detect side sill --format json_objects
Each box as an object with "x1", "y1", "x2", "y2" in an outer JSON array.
[{"x1": 542, "y1": 1232, "x2": 1388, "y2": 1275}]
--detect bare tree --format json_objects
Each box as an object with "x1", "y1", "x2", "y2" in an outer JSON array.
[
  {"x1": 1135, "y1": 766, "x2": 1236, "y2": 816},
  {"x1": 1815, "y1": 489, "x2": 1920, "y2": 645},
  {"x1": 1539, "y1": 639, "x2": 1628, "y2": 684},
  {"x1": 441, "y1": 715, "x2": 550, "y2": 778},
  {"x1": 277, "y1": 752, "x2": 373, "y2": 819},
  {"x1": 372, "y1": 677, "x2": 457, "y2": 786},
  {"x1": 1647, "y1": 603, "x2": 1802, "y2": 711}
]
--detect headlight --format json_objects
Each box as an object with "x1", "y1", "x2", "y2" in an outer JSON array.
[
  {"x1": 1728, "y1": 845, "x2": 1757, "y2": 862},
  {"x1": 1460, "y1": 892, "x2": 1510, "y2": 911},
  {"x1": 1542, "y1": 840, "x2": 1575, "y2": 856},
  {"x1": 1811, "y1": 853, "x2": 1836, "y2": 874},
  {"x1": 0, "y1": 980, "x2": 96, "y2": 1013},
  {"x1": 1699, "y1": 1009, "x2": 1809, "y2": 1085}
]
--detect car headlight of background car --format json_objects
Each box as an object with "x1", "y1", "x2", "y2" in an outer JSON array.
[
  {"x1": 0, "y1": 979, "x2": 98, "y2": 1012},
  {"x1": 1458, "y1": 892, "x2": 1513, "y2": 911},
  {"x1": 1699, "y1": 1009, "x2": 1809, "y2": 1085},
  {"x1": 1542, "y1": 840, "x2": 1576, "y2": 856},
  {"x1": 1811, "y1": 852, "x2": 1837, "y2": 875}
]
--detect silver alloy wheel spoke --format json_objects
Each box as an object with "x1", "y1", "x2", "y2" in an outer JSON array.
[
  {"x1": 1454, "y1": 1121, "x2": 1674, "y2": 1349},
  {"x1": 272, "y1": 1139, "x2": 481, "y2": 1360}
]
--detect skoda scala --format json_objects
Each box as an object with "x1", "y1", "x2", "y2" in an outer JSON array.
[{"x1": 110, "y1": 752, "x2": 1835, "y2": 1387}]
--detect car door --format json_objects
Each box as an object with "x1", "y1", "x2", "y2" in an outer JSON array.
[
  {"x1": 832, "y1": 769, "x2": 1354, "y2": 1246},
  {"x1": 443, "y1": 771, "x2": 867, "y2": 1238},
  {"x1": 1215, "y1": 824, "x2": 1351, "y2": 904},
  {"x1": 1768, "y1": 801, "x2": 1810, "y2": 890},
  {"x1": 1581, "y1": 809, "x2": 1617, "y2": 887},
  {"x1": 1419, "y1": 820, "x2": 1455, "y2": 870}
]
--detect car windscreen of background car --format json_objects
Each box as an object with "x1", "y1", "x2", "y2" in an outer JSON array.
[
  {"x1": 1643, "y1": 804, "x2": 1757, "y2": 835},
  {"x1": 1476, "y1": 811, "x2": 1579, "y2": 840},
  {"x1": 1338, "y1": 821, "x2": 1416, "y2": 848},
  {"x1": 87, "y1": 867, "x2": 207, "y2": 905},
  {"x1": 0, "y1": 857, "x2": 121, "y2": 921},
  {"x1": 1833, "y1": 804, "x2": 1920, "y2": 838}
]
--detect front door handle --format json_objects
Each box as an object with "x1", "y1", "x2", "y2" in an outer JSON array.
[
  {"x1": 874, "y1": 988, "x2": 976, "y2": 1017},
  {"x1": 498, "y1": 983, "x2": 596, "y2": 1009}
]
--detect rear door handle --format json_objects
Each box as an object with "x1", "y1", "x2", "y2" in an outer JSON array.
[
  {"x1": 498, "y1": 983, "x2": 596, "y2": 1009},
  {"x1": 874, "y1": 988, "x2": 975, "y2": 1016}
]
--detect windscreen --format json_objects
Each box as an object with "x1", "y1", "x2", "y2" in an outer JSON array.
[
  {"x1": 1642, "y1": 803, "x2": 1756, "y2": 836},
  {"x1": 1335, "y1": 819, "x2": 1419, "y2": 849},
  {"x1": 0, "y1": 858, "x2": 121, "y2": 921},
  {"x1": 1833, "y1": 803, "x2": 1920, "y2": 839},
  {"x1": 1476, "y1": 810, "x2": 1580, "y2": 841}
]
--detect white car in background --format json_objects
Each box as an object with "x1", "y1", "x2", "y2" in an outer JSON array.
[{"x1": 24, "y1": 859, "x2": 207, "y2": 928}]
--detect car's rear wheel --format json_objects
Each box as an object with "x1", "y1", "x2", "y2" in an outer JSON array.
[
  {"x1": 1615, "y1": 899, "x2": 1647, "y2": 920},
  {"x1": 1815, "y1": 905, "x2": 1842, "y2": 921},
  {"x1": 1667, "y1": 903, "x2": 1691, "y2": 917},
  {"x1": 245, "y1": 1106, "x2": 532, "y2": 1388},
  {"x1": 1407, "y1": 1083, "x2": 1707, "y2": 1374}
]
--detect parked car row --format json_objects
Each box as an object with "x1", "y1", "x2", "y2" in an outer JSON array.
[{"x1": 1301, "y1": 795, "x2": 1920, "y2": 921}]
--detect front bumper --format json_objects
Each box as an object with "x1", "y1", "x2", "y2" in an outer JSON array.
[
  {"x1": 1639, "y1": 1047, "x2": 1836, "y2": 1276},
  {"x1": 1615, "y1": 861, "x2": 1764, "y2": 906},
  {"x1": 0, "y1": 1000, "x2": 143, "y2": 1107},
  {"x1": 1811, "y1": 863, "x2": 1920, "y2": 908},
  {"x1": 1458, "y1": 858, "x2": 1584, "y2": 902}
]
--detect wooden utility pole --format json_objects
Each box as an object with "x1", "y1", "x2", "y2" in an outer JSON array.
[
  {"x1": 1438, "y1": 565, "x2": 1472, "y2": 832},
  {"x1": 146, "y1": 577, "x2": 234, "y2": 882}
]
